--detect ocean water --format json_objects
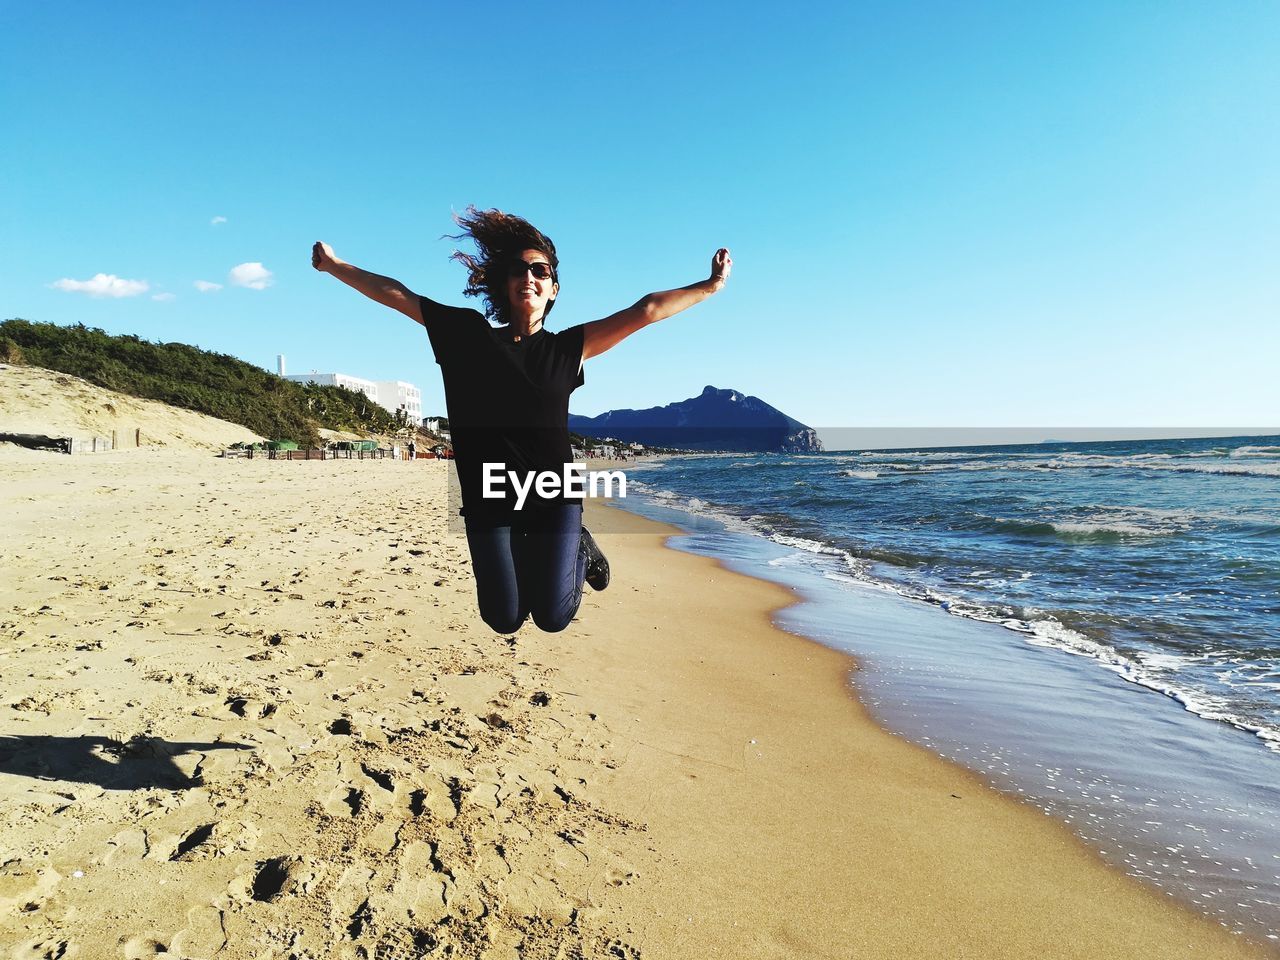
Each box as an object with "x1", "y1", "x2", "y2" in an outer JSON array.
[
  {"x1": 614, "y1": 434, "x2": 1280, "y2": 941},
  {"x1": 629, "y1": 435, "x2": 1280, "y2": 752}
]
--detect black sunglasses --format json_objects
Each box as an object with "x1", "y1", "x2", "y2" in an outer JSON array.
[{"x1": 507, "y1": 259, "x2": 556, "y2": 281}]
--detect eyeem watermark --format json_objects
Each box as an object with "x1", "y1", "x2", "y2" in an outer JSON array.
[{"x1": 482, "y1": 463, "x2": 627, "y2": 510}]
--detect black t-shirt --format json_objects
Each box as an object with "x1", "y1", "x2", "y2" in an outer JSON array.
[{"x1": 420, "y1": 296, "x2": 586, "y2": 526}]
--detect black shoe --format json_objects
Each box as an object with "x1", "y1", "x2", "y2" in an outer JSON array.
[{"x1": 581, "y1": 526, "x2": 610, "y2": 591}]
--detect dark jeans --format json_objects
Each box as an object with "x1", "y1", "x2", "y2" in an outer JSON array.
[{"x1": 463, "y1": 503, "x2": 586, "y2": 634}]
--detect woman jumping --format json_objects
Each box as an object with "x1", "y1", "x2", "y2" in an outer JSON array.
[{"x1": 312, "y1": 208, "x2": 731, "y2": 633}]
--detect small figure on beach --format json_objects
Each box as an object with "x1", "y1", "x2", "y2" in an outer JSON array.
[
  {"x1": 408, "y1": 439, "x2": 416, "y2": 461},
  {"x1": 312, "y1": 208, "x2": 730, "y2": 632}
]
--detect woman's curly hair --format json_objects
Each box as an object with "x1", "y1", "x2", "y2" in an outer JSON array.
[{"x1": 448, "y1": 206, "x2": 559, "y2": 326}]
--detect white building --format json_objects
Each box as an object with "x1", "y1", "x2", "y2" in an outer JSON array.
[
  {"x1": 282, "y1": 371, "x2": 422, "y2": 423},
  {"x1": 282, "y1": 372, "x2": 379, "y2": 402},
  {"x1": 375, "y1": 380, "x2": 422, "y2": 423}
]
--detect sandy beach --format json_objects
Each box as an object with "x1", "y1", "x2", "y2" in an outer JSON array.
[{"x1": 1, "y1": 449, "x2": 1274, "y2": 959}]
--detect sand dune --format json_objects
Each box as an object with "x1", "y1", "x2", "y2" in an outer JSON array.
[{"x1": 0, "y1": 364, "x2": 261, "y2": 451}]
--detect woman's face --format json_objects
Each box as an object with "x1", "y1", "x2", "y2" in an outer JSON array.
[{"x1": 505, "y1": 248, "x2": 558, "y2": 323}]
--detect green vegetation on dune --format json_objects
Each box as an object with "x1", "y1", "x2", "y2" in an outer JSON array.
[{"x1": 0, "y1": 318, "x2": 406, "y2": 446}]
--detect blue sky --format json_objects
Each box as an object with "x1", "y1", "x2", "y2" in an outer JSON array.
[{"x1": 3, "y1": 1, "x2": 1277, "y2": 429}]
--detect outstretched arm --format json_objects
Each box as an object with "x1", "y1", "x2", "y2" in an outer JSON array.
[
  {"x1": 311, "y1": 241, "x2": 423, "y2": 325},
  {"x1": 581, "y1": 248, "x2": 732, "y2": 361}
]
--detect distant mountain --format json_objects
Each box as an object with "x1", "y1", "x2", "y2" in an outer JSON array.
[{"x1": 570, "y1": 385, "x2": 823, "y2": 453}]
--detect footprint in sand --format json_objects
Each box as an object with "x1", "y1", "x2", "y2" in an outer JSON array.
[
  {"x1": 604, "y1": 939, "x2": 642, "y2": 959},
  {"x1": 498, "y1": 872, "x2": 575, "y2": 926},
  {"x1": 228, "y1": 855, "x2": 324, "y2": 905},
  {"x1": 104, "y1": 828, "x2": 149, "y2": 865},
  {"x1": 120, "y1": 936, "x2": 168, "y2": 959},
  {"x1": 369, "y1": 840, "x2": 452, "y2": 927},
  {"x1": 372, "y1": 927, "x2": 439, "y2": 960},
  {"x1": 324, "y1": 785, "x2": 365, "y2": 818},
  {"x1": 407, "y1": 774, "x2": 458, "y2": 822},
  {"x1": 0, "y1": 863, "x2": 62, "y2": 915},
  {"x1": 8, "y1": 940, "x2": 74, "y2": 960},
  {"x1": 168, "y1": 904, "x2": 226, "y2": 957},
  {"x1": 461, "y1": 768, "x2": 502, "y2": 812},
  {"x1": 326, "y1": 865, "x2": 374, "y2": 939},
  {"x1": 170, "y1": 820, "x2": 260, "y2": 861},
  {"x1": 442, "y1": 872, "x2": 486, "y2": 919},
  {"x1": 225, "y1": 696, "x2": 277, "y2": 720},
  {"x1": 360, "y1": 763, "x2": 396, "y2": 794},
  {"x1": 603, "y1": 863, "x2": 638, "y2": 887}
]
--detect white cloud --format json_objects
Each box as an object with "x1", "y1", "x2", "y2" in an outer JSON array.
[
  {"x1": 50, "y1": 274, "x2": 149, "y2": 298},
  {"x1": 194, "y1": 279, "x2": 223, "y2": 293},
  {"x1": 152, "y1": 292, "x2": 176, "y2": 302},
  {"x1": 229, "y1": 262, "x2": 273, "y2": 290},
  {"x1": 211, "y1": 216, "x2": 227, "y2": 225}
]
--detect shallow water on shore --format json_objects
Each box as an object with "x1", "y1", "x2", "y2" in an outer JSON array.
[{"x1": 612, "y1": 492, "x2": 1280, "y2": 945}]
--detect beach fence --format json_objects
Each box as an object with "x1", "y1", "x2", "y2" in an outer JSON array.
[
  {"x1": 0, "y1": 429, "x2": 142, "y2": 454},
  {"x1": 222, "y1": 445, "x2": 415, "y2": 461}
]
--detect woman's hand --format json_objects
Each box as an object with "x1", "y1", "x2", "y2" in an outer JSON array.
[
  {"x1": 311, "y1": 241, "x2": 343, "y2": 274},
  {"x1": 582, "y1": 249, "x2": 735, "y2": 360},
  {"x1": 709, "y1": 247, "x2": 732, "y2": 289},
  {"x1": 313, "y1": 247, "x2": 423, "y2": 324}
]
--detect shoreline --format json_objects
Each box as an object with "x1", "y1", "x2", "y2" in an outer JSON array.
[
  {"x1": 0, "y1": 452, "x2": 1273, "y2": 957},
  {"x1": 584, "y1": 497, "x2": 1278, "y2": 958},
  {"x1": 612, "y1": 457, "x2": 1280, "y2": 943}
]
